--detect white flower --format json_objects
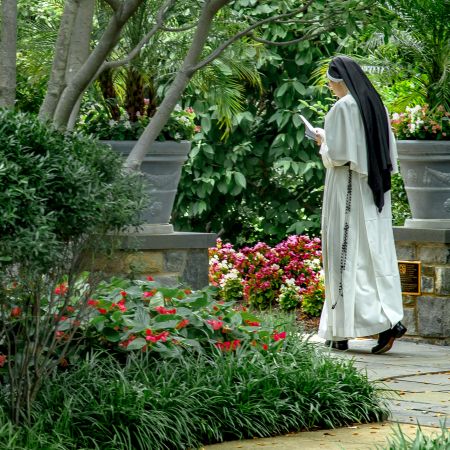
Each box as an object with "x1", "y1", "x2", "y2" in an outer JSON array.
[
  {"x1": 108, "y1": 119, "x2": 117, "y2": 127},
  {"x1": 174, "y1": 132, "x2": 182, "y2": 140},
  {"x1": 392, "y1": 113, "x2": 400, "y2": 120},
  {"x1": 285, "y1": 278, "x2": 296, "y2": 286},
  {"x1": 271, "y1": 264, "x2": 280, "y2": 270},
  {"x1": 124, "y1": 120, "x2": 132, "y2": 129},
  {"x1": 174, "y1": 104, "x2": 182, "y2": 112}
]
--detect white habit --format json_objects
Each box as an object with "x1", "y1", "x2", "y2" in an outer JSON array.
[{"x1": 317, "y1": 94, "x2": 404, "y2": 340}]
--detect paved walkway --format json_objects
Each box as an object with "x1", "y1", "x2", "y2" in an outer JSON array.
[{"x1": 205, "y1": 337, "x2": 450, "y2": 450}]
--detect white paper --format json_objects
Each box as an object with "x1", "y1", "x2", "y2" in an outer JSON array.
[{"x1": 299, "y1": 115, "x2": 317, "y2": 141}]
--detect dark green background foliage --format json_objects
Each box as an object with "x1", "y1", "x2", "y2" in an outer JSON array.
[
  {"x1": 173, "y1": 2, "x2": 380, "y2": 245},
  {"x1": 0, "y1": 109, "x2": 145, "y2": 267}
]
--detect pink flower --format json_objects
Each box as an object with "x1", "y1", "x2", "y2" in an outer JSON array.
[{"x1": 143, "y1": 290, "x2": 156, "y2": 298}]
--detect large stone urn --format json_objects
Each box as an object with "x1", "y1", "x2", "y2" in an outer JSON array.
[
  {"x1": 397, "y1": 140, "x2": 450, "y2": 229},
  {"x1": 102, "y1": 140, "x2": 191, "y2": 234}
]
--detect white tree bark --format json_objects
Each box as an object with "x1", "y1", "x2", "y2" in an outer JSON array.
[
  {"x1": 38, "y1": 0, "x2": 79, "y2": 121},
  {"x1": 66, "y1": 0, "x2": 95, "y2": 130},
  {"x1": 52, "y1": 0, "x2": 145, "y2": 129},
  {"x1": 125, "y1": 0, "x2": 231, "y2": 171},
  {"x1": 0, "y1": 0, "x2": 17, "y2": 108}
]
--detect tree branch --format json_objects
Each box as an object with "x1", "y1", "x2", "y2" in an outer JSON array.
[
  {"x1": 101, "y1": 0, "x2": 120, "y2": 12},
  {"x1": 191, "y1": 0, "x2": 315, "y2": 72},
  {"x1": 100, "y1": 0, "x2": 176, "y2": 72},
  {"x1": 160, "y1": 23, "x2": 198, "y2": 32},
  {"x1": 250, "y1": 33, "x2": 311, "y2": 46}
]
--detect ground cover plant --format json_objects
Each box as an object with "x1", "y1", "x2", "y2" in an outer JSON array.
[
  {"x1": 0, "y1": 310, "x2": 389, "y2": 450},
  {"x1": 383, "y1": 423, "x2": 450, "y2": 450},
  {"x1": 209, "y1": 235, "x2": 325, "y2": 314}
]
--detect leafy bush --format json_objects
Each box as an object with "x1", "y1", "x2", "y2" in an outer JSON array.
[
  {"x1": 302, "y1": 280, "x2": 325, "y2": 317},
  {"x1": 77, "y1": 277, "x2": 287, "y2": 356},
  {"x1": 0, "y1": 108, "x2": 145, "y2": 268},
  {"x1": 391, "y1": 172, "x2": 411, "y2": 226},
  {"x1": 209, "y1": 236, "x2": 323, "y2": 312},
  {"x1": 0, "y1": 327, "x2": 388, "y2": 449}
]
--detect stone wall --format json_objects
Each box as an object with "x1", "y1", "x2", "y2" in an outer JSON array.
[
  {"x1": 394, "y1": 227, "x2": 450, "y2": 345},
  {"x1": 95, "y1": 232, "x2": 217, "y2": 290}
]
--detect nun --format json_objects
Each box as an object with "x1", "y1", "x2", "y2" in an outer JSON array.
[{"x1": 315, "y1": 56, "x2": 406, "y2": 354}]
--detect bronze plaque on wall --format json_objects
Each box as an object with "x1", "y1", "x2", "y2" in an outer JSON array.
[{"x1": 398, "y1": 261, "x2": 421, "y2": 295}]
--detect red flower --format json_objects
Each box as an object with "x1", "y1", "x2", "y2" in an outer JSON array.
[
  {"x1": 146, "y1": 275, "x2": 154, "y2": 281},
  {"x1": 154, "y1": 306, "x2": 176, "y2": 314},
  {"x1": 245, "y1": 320, "x2": 260, "y2": 327},
  {"x1": 66, "y1": 306, "x2": 75, "y2": 313},
  {"x1": 262, "y1": 343, "x2": 269, "y2": 351},
  {"x1": 55, "y1": 331, "x2": 65, "y2": 339},
  {"x1": 87, "y1": 299, "x2": 99, "y2": 307},
  {"x1": 143, "y1": 290, "x2": 156, "y2": 298},
  {"x1": 10, "y1": 306, "x2": 21, "y2": 318},
  {"x1": 206, "y1": 319, "x2": 224, "y2": 330},
  {"x1": 184, "y1": 289, "x2": 192, "y2": 294},
  {"x1": 175, "y1": 319, "x2": 189, "y2": 329},
  {"x1": 0, "y1": 354, "x2": 6, "y2": 367},
  {"x1": 120, "y1": 290, "x2": 127, "y2": 297},
  {"x1": 98, "y1": 308, "x2": 107, "y2": 314},
  {"x1": 273, "y1": 331, "x2": 286, "y2": 341},
  {"x1": 54, "y1": 283, "x2": 68, "y2": 296}
]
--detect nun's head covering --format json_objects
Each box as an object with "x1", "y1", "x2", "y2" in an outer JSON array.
[{"x1": 327, "y1": 56, "x2": 392, "y2": 212}]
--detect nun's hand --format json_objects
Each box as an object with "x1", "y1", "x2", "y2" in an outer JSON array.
[{"x1": 314, "y1": 128, "x2": 325, "y2": 146}]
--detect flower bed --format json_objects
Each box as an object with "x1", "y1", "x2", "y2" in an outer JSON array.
[{"x1": 209, "y1": 236, "x2": 325, "y2": 314}]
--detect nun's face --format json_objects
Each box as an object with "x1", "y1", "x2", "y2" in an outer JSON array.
[{"x1": 328, "y1": 80, "x2": 348, "y2": 98}]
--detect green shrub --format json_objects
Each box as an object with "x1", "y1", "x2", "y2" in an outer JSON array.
[
  {"x1": 391, "y1": 172, "x2": 411, "y2": 226},
  {"x1": 0, "y1": 108, "x2": 145, "y2": 268},
  {"x1": 302, "y1": 281, "x2": 325, "y2": 317},
  {"x1": 0, "y1": 330, "x2": 389, "y2": 449}
]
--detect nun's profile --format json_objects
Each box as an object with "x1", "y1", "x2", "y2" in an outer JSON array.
[{"x1": 315, "y1": 56, "x2": 406, "y2": 354}]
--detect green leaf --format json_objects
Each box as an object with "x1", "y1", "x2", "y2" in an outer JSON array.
[
  {"x1": 125, "y1": 338, "x2": 147, "y2": 350},
  {"x1": 201, "y1": 116, "x2": 211, "y2": 133},
  {"x1": 233, "y1": 172, "x2": 246, "y2": 188},
  {"x1": 102, "y1": 327, "x2": 121, "y2": 342}
]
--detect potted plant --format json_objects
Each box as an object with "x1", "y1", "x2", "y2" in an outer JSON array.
[
  {"x1": 78, "y1": 102, "x2": 197, "y2": 233},
  {"x1": 392, "y1": 106, "x2": 450, "y2": 227},
  {"x1": 378, "y1": 0, "x2": 450, "y2": 228}
]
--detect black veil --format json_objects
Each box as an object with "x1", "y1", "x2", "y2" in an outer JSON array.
[{"x1": 327, "y1": 56, "x2": 392, "y2": 212}]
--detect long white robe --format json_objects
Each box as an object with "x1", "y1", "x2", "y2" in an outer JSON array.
[{"x1": 317, "y1": 94, "x2": 404, "y2": 340}]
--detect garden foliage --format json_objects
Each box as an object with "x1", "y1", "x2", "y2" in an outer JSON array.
[
  {"x1": 209, "y1": 236, "x2": 324, "y2": 314},
  {"x1": 0, "y1": 108, "x2": 145, "y2": 268},
  {"x1": 0, "y1": 324, "x2": 388, "y2": 450}
]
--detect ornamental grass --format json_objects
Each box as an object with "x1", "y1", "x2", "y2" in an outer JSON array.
[{"x1": 0, "y1": 323, "x2": 388, "y2": 450}]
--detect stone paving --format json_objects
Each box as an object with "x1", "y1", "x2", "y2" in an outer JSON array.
[{"x1": 204, "y1": 337, "x2": 450, "y2": 450}]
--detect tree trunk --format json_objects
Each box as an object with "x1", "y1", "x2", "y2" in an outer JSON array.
[
  {"x1": 125, "y1": 0, "x2": 230, "y2": 171},
  {"x1": 38, "y1": 0, "x2": 79, "y2": 121},
  {"x1": 66, "y1": 0, "x2": 95, "y2": 130},
  {"x1": 0, "y1": 0, "x2": 17, "y2": 108},
  {"x1": 52, "y1": 0, "x2": 144, "y2": 130}
]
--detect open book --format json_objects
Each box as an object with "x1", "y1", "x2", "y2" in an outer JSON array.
[{"x1": 299, "y1": 115, "x2": 317, "y2": 141}]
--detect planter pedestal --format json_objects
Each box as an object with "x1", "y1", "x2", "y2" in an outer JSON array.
[
  {"x1": 96, "y1": 140, "x2": 216, "y2": 289},
  {"x1": 394, "y1": 227, "x2": 450, "y2": 345}
]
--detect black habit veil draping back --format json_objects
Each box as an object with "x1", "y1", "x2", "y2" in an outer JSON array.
[{"x1": 327, "y1": 56, "x2": 392, "y2": 212}]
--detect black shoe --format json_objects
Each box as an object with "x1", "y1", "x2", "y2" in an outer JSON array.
[
  {"x1": 371, "y1": 322, "x2": 407, "y2": 355},
  {"x1": 325, "y1": 340, "x2": 349, "y2": 350}
]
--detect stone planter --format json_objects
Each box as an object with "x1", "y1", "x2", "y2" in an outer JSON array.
[
  {"x1": 397, "y1": 140, "x2": 450, "y2": 229},
  {"x1": 102, "y1": 140, "x2": 191, "y2": 234}
]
